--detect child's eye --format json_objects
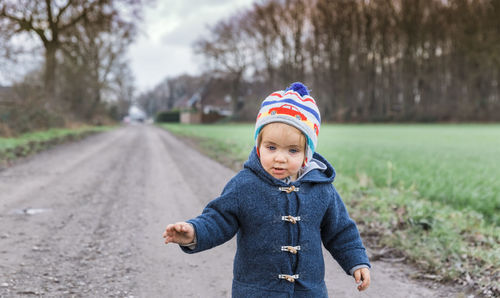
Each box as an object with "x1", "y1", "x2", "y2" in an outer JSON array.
[
  {"x1": 267, "y1": 145, "x2": 276, "y2": 151},
  {"x1": 289, "y1": 148, "x2": 299, "y2": 154}
]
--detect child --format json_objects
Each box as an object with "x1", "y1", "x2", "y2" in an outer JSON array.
[{"x1": 163, "y1": 82, "x2": 371, "y2": 297}]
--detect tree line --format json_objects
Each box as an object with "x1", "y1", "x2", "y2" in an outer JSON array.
[
  {"x1": 191, "y1": 0, "x2": 500, "y2": 122},
  {"x1": 0, "y1": 0, "x2": 141, "y2": 135}
]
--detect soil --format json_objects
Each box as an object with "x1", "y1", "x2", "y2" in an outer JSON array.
[{"x1": 0, "y1": 124, "x2": 470, "y2": 297}]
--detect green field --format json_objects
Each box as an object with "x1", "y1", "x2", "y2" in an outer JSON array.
[{"x1": 164, "y1": 123, "x2": 500, "y2": 224}]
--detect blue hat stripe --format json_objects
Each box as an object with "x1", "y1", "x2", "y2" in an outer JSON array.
[
  {"x1": 254, "y1": 126, "x2": 263, "y2": 140},
  {"x1": 261, "y1": 98, "x2": 320, "y2": 122},
  {"x1": 307, "y1": 135, "x2": 315, "y2": 152}
]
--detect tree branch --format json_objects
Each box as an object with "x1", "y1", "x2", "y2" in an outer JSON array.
[
  {"x1": 45, "y1": 0, "x2": 54, "y2": 25},
  {"x1": 55, "y1": 0, "x2": 73, "y2": 25},
  {"x1": 59, "y1": 0, "x2": 101, "y2": 33},
  {"x1": 0, "y1": 7, "x2": 49, "y2": 44}
]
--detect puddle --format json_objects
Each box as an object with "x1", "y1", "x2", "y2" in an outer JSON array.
[{"x1": 9, "y1": 208, "x2": 52, "y2": 215}]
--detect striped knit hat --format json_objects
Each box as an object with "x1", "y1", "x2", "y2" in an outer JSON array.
[{"x1": 254, "y1": 82, "x2": 321, "y2": 165}]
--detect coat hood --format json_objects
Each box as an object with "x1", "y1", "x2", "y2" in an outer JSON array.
[{"x1": 243, "y1": 147, "x2": 336, "y2": 185}]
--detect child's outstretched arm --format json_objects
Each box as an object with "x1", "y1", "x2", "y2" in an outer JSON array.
[
  {"x1": 163, "y1": 222, "x2": 195, "y2": 245},
  {"x1": 353, "y1": 267, "x2": 370, "y2": 291}
]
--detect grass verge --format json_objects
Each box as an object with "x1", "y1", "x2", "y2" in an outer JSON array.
[
  {"x1": 160, "y1": 123, "x2": 499, "y2": 297},
  {"x1": 0, "y1": 126, "x2": 113, "y2": 166}
]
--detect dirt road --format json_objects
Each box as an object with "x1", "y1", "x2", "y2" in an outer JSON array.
[{"x1": 0, "y1": 124, "x2": 461, "y2": 297}]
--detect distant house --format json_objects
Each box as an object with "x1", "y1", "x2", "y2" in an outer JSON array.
[{"x1": 177, "y1": 79, "x2": 233, "y2": 124}]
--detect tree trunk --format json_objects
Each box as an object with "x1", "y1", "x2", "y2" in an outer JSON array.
[
  {"x1": 231, "y1": 71, "x2": 243, "y2": 119},
  {"x1": 44, "y1": 42, "x2": 58, "y2": 102}
]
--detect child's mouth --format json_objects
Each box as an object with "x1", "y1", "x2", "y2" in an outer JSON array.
[{"x1": 273, "y1": 167, "x2": 286, "y2": 174}]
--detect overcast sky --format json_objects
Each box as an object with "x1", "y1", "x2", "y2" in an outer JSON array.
[
  {"x1": 128, "y1": 0, "x2": 255, "y2": 93},
  {"x1": 0, "y1": 1, "x2": 254, "y2": 94}
]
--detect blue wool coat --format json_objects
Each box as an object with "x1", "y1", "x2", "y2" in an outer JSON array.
[{"x1": 181, "y1": 148, "x2": 370, "y2": 297}]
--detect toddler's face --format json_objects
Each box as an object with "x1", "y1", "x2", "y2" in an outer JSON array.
[{"x1": 258, "y1": 123, "x2": 305, "y2": 181}]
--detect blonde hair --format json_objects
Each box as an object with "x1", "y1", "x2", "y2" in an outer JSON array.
[{"x1": 257, "y1": 122, "x2": 306, "y2": 151}]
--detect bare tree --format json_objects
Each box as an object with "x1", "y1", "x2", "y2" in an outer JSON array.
[
  {"x1": 246, "y1": 1, "x2": 280, "y2": 87},
  {"x1": 187, "y1": 0, "x2": 500, "y2": 122},
  {"x1": 193, "y1": 12, "x2": 254, "y2": 117},
  {"x1": 58, "y1": 7, "x2": 137, "y2": 119},
  {"x1": 0, "y1": 0, "x2": 141, "y2": 105}
]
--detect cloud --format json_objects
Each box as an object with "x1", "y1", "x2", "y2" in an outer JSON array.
[
  {"x1": 160, "y1": 0, "x2": 250, "y2": 47},
  {"x1": 160, "y1": 19, "x2": 206, "y2": 47},
  {"x1": 128, "y1": 39, "x2": 200, "y2": 91},
  {"x1": 160, "y1": 0, "x2": 238, "y2": 19},
  {"x1": 129, "y1": 0, "x2": 255, "y2": 93}
]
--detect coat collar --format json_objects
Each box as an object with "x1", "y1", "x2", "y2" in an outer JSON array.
[{"x1": 243, "y1": 147, "x2": 336, "y2": 186}]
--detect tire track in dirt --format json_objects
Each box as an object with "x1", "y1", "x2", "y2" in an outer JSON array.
[{"x1": 0, "y1": 126, "x2": 142, "y2": 296}]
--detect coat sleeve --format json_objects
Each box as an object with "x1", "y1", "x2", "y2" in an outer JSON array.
[
  {"x1": 320, "y1": 186, "x2": 371, "y2": 274},
  {"x1": 180, "y1": 178, "x2": 240, "y2": 254}
]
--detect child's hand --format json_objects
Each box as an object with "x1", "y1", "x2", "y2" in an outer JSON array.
[
  {"x1": 163, "y1": 222, "x2": 195, "y2": 245},
  {"x1": 354, "y1": 267, "x2": 370, "y2": 291}
]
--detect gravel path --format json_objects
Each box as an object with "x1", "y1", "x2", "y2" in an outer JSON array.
[{"x1": 0, "y1": 124, "x2": 461, "y2": 297}]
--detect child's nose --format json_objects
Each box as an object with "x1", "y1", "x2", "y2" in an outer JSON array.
[{"x1": 274, "y1": 151, "x2": 286, "y2": 162}]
